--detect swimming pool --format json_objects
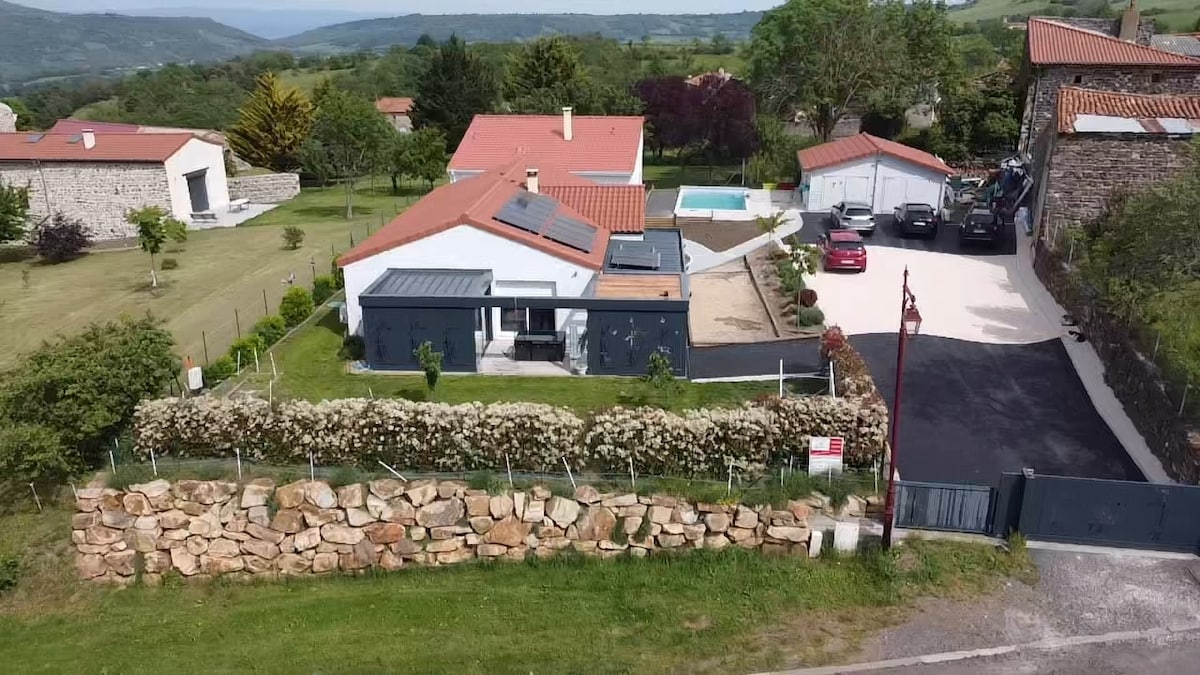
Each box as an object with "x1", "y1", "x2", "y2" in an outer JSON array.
[{"x1": 677, "y1": 188, "x2": 748, "y2": 211}]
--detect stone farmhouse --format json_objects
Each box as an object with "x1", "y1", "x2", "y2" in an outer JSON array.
[
  {"x1": 0, "y1": 129, "x2": 229, "y2": 241},
  {"x1": 375, "y1": 97, "x2": 414, "y2": 133},
  {"x1": 1017, "y1": 7, "x2": 1200, "y2": 154}
]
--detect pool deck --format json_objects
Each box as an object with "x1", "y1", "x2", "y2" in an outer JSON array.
[{"x1": 673, "y1": 186, "x2": 782, "y2": 221}]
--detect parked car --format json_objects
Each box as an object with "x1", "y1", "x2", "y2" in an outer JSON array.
[
  {"x1": 817, "y1": 230, "x2": 868, "y2": 273},
  {"x1": 892, "y1": 203, "x2": 939, "y2": 239},
  {"x1": 829, "y1": 201, "x2": 876, "y2": 234},
  {"x1": 959, "y1": 208, "x2": 1003, "y2": 247}
]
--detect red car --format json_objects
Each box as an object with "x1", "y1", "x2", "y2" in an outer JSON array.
[{"x1": 818, "y1": 230, "x2": 867, "y2": 272}]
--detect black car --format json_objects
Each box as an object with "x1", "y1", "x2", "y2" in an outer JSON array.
[
  {"x1": 892, "y1": 203, "x2": 939, "y2": 239},
  {"x1": 959, "y1": 208, "x2": 1003, "y2": 247}
]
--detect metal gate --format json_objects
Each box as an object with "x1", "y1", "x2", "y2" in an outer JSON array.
[
  {"x1": 895, "y1": 481, "x2": 994, "y2": 534},
  {"x1": 1017, "y1": 474, "x2": 1200, "y2": 553}
]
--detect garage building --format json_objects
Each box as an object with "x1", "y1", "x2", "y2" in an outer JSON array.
[{"x1": 798, "y1": 133, "x2": 953, "y2": 214}]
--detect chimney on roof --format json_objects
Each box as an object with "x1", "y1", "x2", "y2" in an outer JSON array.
[
  {"x1": 526, "y1": 168, "x2": 539, "y2": 194},
  {"x1": 81, "y1": 129, "x2": 95, "y2": 150},
  {"x1": 1118, "y1": 0, "x2": 1139, "y2": 42},
  {"x1": 562, "y1": 106, "x2": 573, "y2": 141}
]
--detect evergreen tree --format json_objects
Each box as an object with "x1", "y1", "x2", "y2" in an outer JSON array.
[
  {"x1": 226, "y1": 72, "x2": 314, "y2": 172},
  {"x1": 0, "y1": 179, "x2": 30, "y2": 244},
  {"x1": 412, "y1": 35, "x2": 498, "y2": 148},
  {"x1": 505, "y1": 36, "x2": 593, "y2": 113}
]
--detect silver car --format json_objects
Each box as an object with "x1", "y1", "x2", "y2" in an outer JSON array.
[{"x1": 830, "y1": 201, "x2": 876, "y2": 234}]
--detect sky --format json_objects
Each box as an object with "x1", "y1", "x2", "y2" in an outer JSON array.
[{"x1": 18, "y1": 0, "x2": 787, "y2": 13}]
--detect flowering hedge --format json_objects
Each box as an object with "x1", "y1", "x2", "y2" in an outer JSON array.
[
  {"x1": 133, "y1": 392, "x2": 888, "y2": 476},
  {"x1": 821, "y1": 326, "x2": 885, "y2": 406}
]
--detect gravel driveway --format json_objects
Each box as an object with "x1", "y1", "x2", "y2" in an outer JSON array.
[{"x1": 688, "y1": 260, "x2": 776, "y2": 345}]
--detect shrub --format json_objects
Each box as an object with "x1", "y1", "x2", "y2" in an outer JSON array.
[
  {"x1": 0, "y1": 556, "x2": 18, "y2": 593},
  {"x1": 202, "y1": 355, "x2": 236, "y2": 386},
  {"x1": 282, "y1": 225, "x2": 305, "y2": 250},
  {"x1": 799, "y1": 288, "x2": 818, "y2": 308},
  {"x1": 0, "y1": 423, "x2": 75, "y2": 485},
  {"x1": 252, "y1": 315, "x2": 287, "y2": 346},
  {"x1": 30, "y1": 213, "x2": 91, "y2": 263},
  {"x1": 414, "y1": 341, "x2": 443, "y2": 395},
  {"x1": 160, "y1": 257, "x2": 179, "y2": 270},
  {"x1": 227, "y1": 334, "x2": 267, "y2": 367},
  {"x1": 798, "y1": 306, "x2": 825, "y2": 327},
  {"x1": 279, "y1": 286, "x2": 314, "y2": 327},
  {"x1": 312, "y1": 275, "x2": 336, "y2": 304},
  {"x1": 330, "y1": 258, "x2": 345, "y2": 289},
  {"x1": 820, "y1": 326, "x2": 883, "y2": 404},
  {"x1": 340, "y1": 335, "x2": 365, "y2": 361}
]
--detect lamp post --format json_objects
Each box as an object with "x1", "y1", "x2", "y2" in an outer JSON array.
[{"x1": 882, "y1": 267, "x2": 922, "y2": 550}]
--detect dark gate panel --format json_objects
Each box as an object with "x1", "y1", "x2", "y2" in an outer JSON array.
[
  {"x1": 1018, "y1": 475, "x2": 1200, "y2": 553},
  {"x1": 895, "y1": 481, "x2": 994, "y2": 534},
  {"x1": 363, "y1": 306, "x2": 478, "y2": 372},
  {"x1": 587, "y1": 310, "x2": 688, "y2": 377}
]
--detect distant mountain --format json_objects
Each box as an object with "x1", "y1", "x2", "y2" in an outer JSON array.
[
  {"x1": 278, "y1": 12, "x2": 765, "y2": 53},
  {"x1": 133, "y1": 7, "x2": 391, "y2": 40},
  {"x1": 0, "y1": 0, "x2": 268, "y2": 83}
]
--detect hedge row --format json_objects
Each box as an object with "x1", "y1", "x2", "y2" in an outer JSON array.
[{"x1": 132, "y1": 393, "x2": 888, "y2": 476}]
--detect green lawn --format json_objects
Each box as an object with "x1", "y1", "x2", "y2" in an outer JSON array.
[
  {"x1": 234, "y1": 310, "x2": 798, "y2": 410},
  {"x1": 0, "y1": 181, "x2": 420, "y2": 370},
  {"x1": 0, "y1": 505, "x2": 1033, "y2": 673},
  {"x1": 643, "y1": 162, "x2": 744, "y2": 190},
  {"x1": 949, "y1": 0, "x2": 1199, "y2": 30},
  {"x1": 278, "y1": 68, "x2": 354, "y2": 94}
]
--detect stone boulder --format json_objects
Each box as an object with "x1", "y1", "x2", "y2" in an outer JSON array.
[
  {"x1": 364, "y1": 523, "x2": 405, "y2": 545},
  {"x1": 489, "y1": 494, "x2": 513, "y2": 519},
  {"x1": 545, "y1": 496, "x2": 580, "y2": 528},
  {"x1": 321, "y1": 523, "x2": 364, "y2": 545},
  {"x1": 405, "y1": 482, "x2": 437, "y2": 507},
  {"x1": 575, "y1": 506, "x2": 617, "y2": 541},
  {"x1": 240, "y1": 479, "x2": 275, "y2": 508},
  {"x1": 275, "y1": 481, "x2": 308, "y2": 509},
  {"x1": 241, "y1": 538, "x2": 280, "y2": 560},
  {"x1": 704, "y1": 512, "x2": 730, "y2": 533},
  {"x1": 305, "y1": 482, "x2": 338, "y2": 509},
  {"x1": 207, "y1": 538, "x2": 241, "y2": 558},
  {"x1": 276, "y1": 553, "x2": 309, "y2": 575},
  {"x1": 159, "y1": 509, "x2": 189, "y2": 530},
  {"x1": 76, "y1": 554, "x2": 107, "y2": 579},
  {"x1": 483, "y1": 515, "x2": 530, "y2": 547},
  {"x1": 201, "y1": 554, "x2": 245, "y2": 575},
  {"x1": 337, "y1": 483, "x2": 365, "y2": 509},
  {"x1": 346, "y1": 508, "x2": 376, "y2": 527},
  {"x1": 415, "y1": 499, "x2": 463, "y2": 528},
  {"x1": 270, "y1": 509, "x2": 304, "y2": 534},
  {"x1": 293, "y1": 527, "x2": 322, "y2": 552},
  {"x1": 574, "y1": 485, "x2": 601, "y2": 504},
  {"x1": 100, "y1": 508, "x2": 135, "y2": 530},
  {"x1": 369, "y1": 479, "x2": 405, "y2": 500},
  {"x1": 170, "y1": 548, "x2": 200, "y2": 575},
  {"x1": 128, "y1": 479, "x2": 171, "y2": 499},
  {"x1": 85, "y1": 525, "x2": 123, "y2": 546},
  {"x1": 311, "y1": 552, "x2": 338, "y2": 573},
  {"x1": 122, "y1": 493, "x2": 153, "y2": 516}
]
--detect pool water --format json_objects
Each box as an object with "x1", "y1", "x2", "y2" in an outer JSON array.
[{"x1": 679, "y1": 189, "x2": 747, "y2": 210}]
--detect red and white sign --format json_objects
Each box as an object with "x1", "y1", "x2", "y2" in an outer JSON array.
[{"x1": 808, "y1": 436, "x2": 845, "y2": 476}]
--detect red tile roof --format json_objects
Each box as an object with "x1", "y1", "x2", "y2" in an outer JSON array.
[
  {"x1": 449, "y1": 114, "x2": 644, "y2": 174},
  {"x1": 1027, "y1": 18, "x2": 1200, "y2": 66},
  {"x1": 376, "y1": 97, "x2": 414, "y2": 115},
  {"x1": 338, "y1": 167, "x2": 608, "y2": 270},
  {"x1": 1057, "y1": 87, "x2": 1200, "y2": 132},
  {"x1": 542, "y1": 185, "x2": 644, "y2": 234},
  {"x1": 49, "y1": 119, "x2": 226, "y2": 145},
  {"x1": 0, "y1": 132, "x2": 206, "y2": 162},
  {"x1": 797, "y1": 133, "x2": 952, "y2": 175}
]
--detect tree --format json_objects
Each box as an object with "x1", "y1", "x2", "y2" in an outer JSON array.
[
  {"x1": 279, "y1": 286, "x2": 315, "y2": 327},
  {"x1": 385, "y1": 127, "x2": 448, "y2": 193},
  {"x1": 634, "y1": 76, "x2": 703, "y2": 159},
  {"x1": 757, "y1": 210, "x2": 787, "y2": 245},
  {"x1": 0, "y1": 179, "x2": 30, "y2": 243},
  {"x1": 690, "y1": 74, "x2": 759, "y2": 167},
  {"x1": 412, "y1": 35, "x2": 499, "y2": 148},
  {"x1": 505, "y1": 36, "x2": 594, "y2": 113},
  {"x1": 749, "y1": 0, "x2": 907, "y2": 141},
  {"x1": 309, "y1": 88, "x2": 393, "y2": 218},
  {"x1": 0, "y1": 98, "x2": 35, "y2": 131},
  {"x1": 128, "y1": 206, "x2": 186, "y2": 287},
  {"x1": 226, "y1": 72, "x2": 314, "y2": 172},
  {"x1": 414, "y1": 341, "x2": 443, "y2": 398},
  {"x1": 282, "y1": 225, "x2": 306, "y2": 250},
  {"x1": 0, "y1": 316, "x2": 178, "y2": 472},
  {"x1": 31, "y1": 213, "x2": 92, "y2": 263}
]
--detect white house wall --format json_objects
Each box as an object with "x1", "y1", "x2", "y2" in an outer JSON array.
[
  {"x1": 803, "y1": 158, "x2": 876, "y2": 211},
  {"x1": 163, "y1": 138, "x2": 229, "y2": 223},
  {"x1": 872, "y1": 156, "x2": 946, "y2": 213},
  {"x1": 343, "y1": 224, "x2": 595, "y2": 335},
  {"x1": 804, "y1": 155, "x2": 946, "y2": 213}
]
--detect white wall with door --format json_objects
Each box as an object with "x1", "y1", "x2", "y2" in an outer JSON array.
[
  {"x1": 802, "y1": 158, "x2": 875, "y2": 211},
  {"x1": 872, "y1": 156, "x2": 946, "y2": 213},
  {"x1": 163, "y1": 137, "x2": 229, "y2": 224}
]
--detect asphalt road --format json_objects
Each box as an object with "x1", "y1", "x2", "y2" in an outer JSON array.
[
  {"x1": 795, "y1": 212, "x2": 1017, "y2": 257},
  {"x1": 690, "y1": 339, "x2": 820, "y2": 379}
]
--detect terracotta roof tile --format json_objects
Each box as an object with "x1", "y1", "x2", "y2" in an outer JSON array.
[
  {"x1": 375, "y1": 97, "x2": 414, "y2": 115},
  {"x1": 542, "y1": 185, "x2": 645, "y2": 234},
  {"x1": 1057, "y1": 87, "x2": 1200, "y2": 133},
  {"x1": 797, "y1": 133, "x2": 952, "y2": 175},
  {"x1": 450, "y1": 114, "x2": 643, "y2": 174},
  {"x1": 1027, "y1": 18, "x2": 1200, "y2": 66},
  {"x1": 338, "y1": 167, "x2": 608, "y2": 270},
  {"x1": 50, "y1": 119, "x2": 226, "y2": 145},
  {"x1": 0, "y1": 132, "x2": 204, "y2": 162}
]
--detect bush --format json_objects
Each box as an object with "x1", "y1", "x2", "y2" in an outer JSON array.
[
  {"x1": 312, "y1": 275, "x2": 336, "y2": 304},
  {"x1": 414, "y1": 341, "x2": 443, "y2": 394},
  {"x1": 279, "y1": 286, "x2": 314, "y2": 327},
  {"x1": 227, "y1": 334, "x2": 267, "y2": 367},
  {"x1": 160, "y1": 257, "x2": 179, "y2": 270},
  {"x1": 798, "y1": 306, "x2": 825, "y2": 327},
  {"x1": 340, "y1": 335, "x2": 365, "y2": 361},
  {"x1": 202, "y1": 355, "x2": 236, "y2": 386},
  {"x1": 0, "y1": 556, "x2": 18, "y2": 593},
  {"x1": 30, "y1": 213, "x2": 91, "y2": 263},
  {"x1": 821, "y1": 326, "x2": 883, "y2": 404},
  {"x1": 0, "y1": 423, "x2": 75, "y2": 485},
  {"x1": 282, "y1": 225, "x2": 305, "y2": 250},
  {"x1": 252, "y1": 315, "x2": 287, "y2": 346},
  {"x1": 799, "y1": 288, "x2": 818, "y2": 308}
]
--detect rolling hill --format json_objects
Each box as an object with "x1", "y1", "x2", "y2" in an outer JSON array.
[
  {"x1": 278, "y1": 12, "x2": 765, "y2": 53},
  {"x1": 0, "y1": 0, "x2": 269, "y2": 84},
  {"x1": 948, "y1": 0, "x2": 1199, "y2": 31}
]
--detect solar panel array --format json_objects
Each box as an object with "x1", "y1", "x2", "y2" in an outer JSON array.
[
  {"x1": 609, "y1": 242, "x2": 661, "y2": 270},
  {"x1": 494, "y1": 193, "x2": 558, "y2": 234},
  {"x1": 543, "y1": 215, "x2": 598, "y2": 253}
]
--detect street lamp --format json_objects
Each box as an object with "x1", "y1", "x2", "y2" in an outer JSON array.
[{"x1": 882, "y1": 267, "x2": 921, "y2": 550}]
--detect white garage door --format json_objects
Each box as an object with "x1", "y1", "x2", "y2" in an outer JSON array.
[
  {"x1": 845, "y1": 176, "x2": 871, "y2": 204},
  {"x1": 810, "y1": 175, "x2": 874, "y2": 211},
  {"x1": 877, "y1": 176, "x2": 942, "y2": 212}
]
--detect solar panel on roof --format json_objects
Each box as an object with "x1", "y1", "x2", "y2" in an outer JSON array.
[
  {"x1": 494, "y1": 193, "x2": 557, "y2": 235},
  {"x1": 609, "y1": 242, "x2": 661, "y2": 270},
  {"x1": 67, "y1": 134, "x2": 83, "y2": 144},
  {"x1": 25, "y1": 133, "x2": 45, "y2": 144},
  {"x1": 543, "y1": 215, "x2": 597, "y2": 253}
]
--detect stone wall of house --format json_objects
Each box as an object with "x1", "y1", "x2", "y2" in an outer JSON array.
[
  {"x1": 0, "y1": 161, "x2": 171, "y2": 241},
  {"x1": 1033, "y1": 249, "x2": 1200, "y2": 483},
  {"x1": 72, "y1": 478, "x2": 867, "y2": 584},
  {"x1": 228, "y1": 173, "x2": 300, "y2": 204},
  {"x1": 1024, "y1": 66, "x2": 1200, "y2": 151},
  {"x1": 1038, "y1": 134, "x2": 1194, "y2": 249}
]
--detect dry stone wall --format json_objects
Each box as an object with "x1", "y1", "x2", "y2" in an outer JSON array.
[
  {"x1": 0, "y1": 161, "x2": 171, "y2": 240},
  {"x1": 228, "y1": 173, "x2": 300, "y2": 203},
  {"x1": 72, "y1": 478, "x2": 845, "y2": 584}
]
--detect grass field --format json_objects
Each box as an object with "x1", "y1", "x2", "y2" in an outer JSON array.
[
  {"x1": 643, "y1": 162, "x2": 744, "y2": 189},
  {"x1": 948, "y1": 0, "x2": 1199, "y2": 29},
  {"x1": 278, "y1": 68, "x2": 354, "y2": 93},
  {"x1": 0, "y1": 181, "x2": 424, "y2": 370},
  {"x1": 0, "y1": 503, "x2": 1034, "y2": 673},
  {"x1": 233, "y1": 310, "x2": 798, "y2": 410}
]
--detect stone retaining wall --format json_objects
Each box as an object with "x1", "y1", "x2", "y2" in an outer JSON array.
[
  {"x1": 72, "y1": 478, "x2": 855, "y2": 584},
  {"x1": 228, "y1": 173, "x2": 300, "y2": 203}
]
